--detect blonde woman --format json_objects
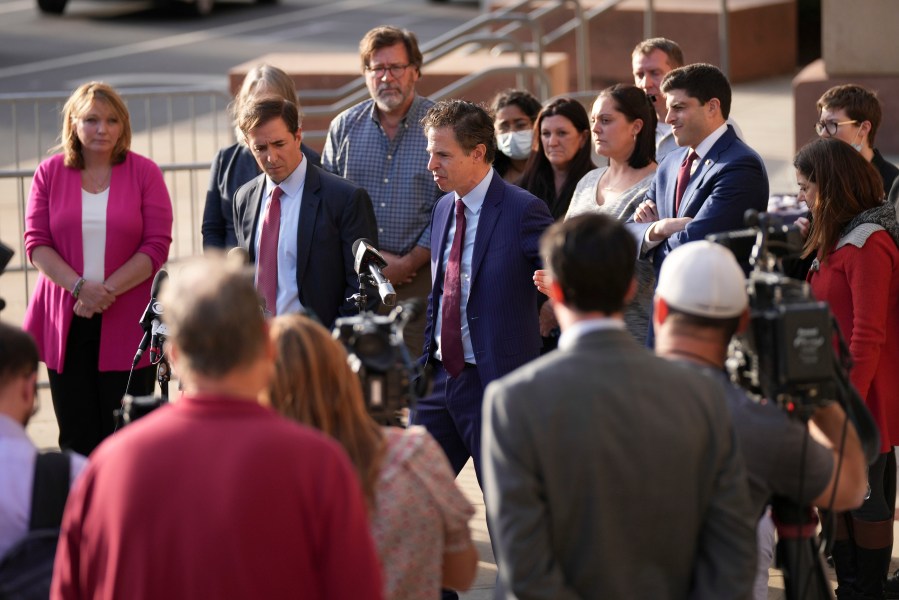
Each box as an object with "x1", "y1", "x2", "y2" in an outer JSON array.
[{"x1": 23, "y1": 81, "x2": 172, "y2": 455}]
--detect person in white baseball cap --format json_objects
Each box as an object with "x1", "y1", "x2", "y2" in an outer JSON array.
[{"x1": 653, "y1": 240, "x2": 867, "y2": 600}]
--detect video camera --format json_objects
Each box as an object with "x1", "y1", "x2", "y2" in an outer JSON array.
[
  {"x1": 708, "y1": 211, "x2": 836, "y2": 419},
  {"x1": 333, "y1": 300, "x2": 428, "y2": 426},
  {"x1": 709, "y1": 211, "x2": 879, "y2": 456},
  {"x1": 334, "y1": 238, "x2": 430, "y2": 426}
]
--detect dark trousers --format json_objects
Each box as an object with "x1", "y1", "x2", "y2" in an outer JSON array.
[
  {"x1": 411, "y1": 360, "x2": 486, "y2": 600},
  {"x1": 47, "y1": 314, "x2": 155, "y2": 456},
  {"x1": 411, "y1": 360, "x2": 485, "y2": 487}
]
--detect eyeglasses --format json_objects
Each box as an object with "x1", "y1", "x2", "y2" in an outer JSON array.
[
  {"x1": 814, "y1": 119, "x2": 858, "y2": 136},
  {"x1": 365, "y1": 64, "x2": 410, "y2": 79}
]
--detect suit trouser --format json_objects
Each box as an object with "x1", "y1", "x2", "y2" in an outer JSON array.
[
  {"x1": 47, "y1": 314, "x2": 155, "y2": 456},
  {"x1": 410, "y1": 360, "x2": 485, "y2": 487}
]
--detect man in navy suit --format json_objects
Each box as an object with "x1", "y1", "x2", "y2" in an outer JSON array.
[
  {"x1": 233, "y1": 97, "x2": 377, "y2": 327},
  {"x1": 413, "y1": 100, "x2": 553, "y2": 488},
  {"x1": 627, "y1": 63, "x2": 768, "y2": 276}
]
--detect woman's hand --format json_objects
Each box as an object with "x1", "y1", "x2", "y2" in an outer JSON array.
[
  {"x1": 76, "y1": 280, "x2": 116, "y2": 314},
  {"x1": 533, "y1": 269, "x2": 551, "y2": 297}
]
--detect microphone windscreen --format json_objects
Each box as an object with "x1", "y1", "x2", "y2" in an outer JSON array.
[{"x1": 150, "y1": 269, "x2": 168, "y2": 299}]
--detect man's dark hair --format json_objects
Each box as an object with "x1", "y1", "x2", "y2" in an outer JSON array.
[
  {"x1": 238, "y1": 97, "x2": 300, "y2": 137},
  {"x1": 359, "y1": 26, "x2": 424, "y2": 74},
  {"x1": 661, "y1": 63, "x2": 732, "y2": 119},
  {"x1": 0, "y1": 323, "x2": 39, "y2": 388},
  {"x1": 817, "y1": 84, "x2": 883, "y2": 147},
  {"x1": 632, "y1": 37, "x2": 685, "y2": 68},
  {"x1": 540, "y1": 213, "x2": 636, "y2": 314},
  {"x1": 421, "y1": 100, "x2": 496, "y2": 163}
]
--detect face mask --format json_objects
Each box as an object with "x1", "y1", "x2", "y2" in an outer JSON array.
[
  {"x1": 850, "y1": 126, "x2": 863, "y2": 153},
  {"x1": 496, "y1": 130, "x2": 533, "y2": 160}
]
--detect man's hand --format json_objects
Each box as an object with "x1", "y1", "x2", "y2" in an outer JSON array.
[
  {"x1": 381, "y1": 246, "x2": 429, "y2": 287},
  {"x1": 634, "y1": 200, "x2": 660, "y2": 223},
  {"x1": 648, "y1": 217, "x2": 692, "y2": 242}
]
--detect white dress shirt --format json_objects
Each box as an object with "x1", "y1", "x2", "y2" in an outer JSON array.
[{"x1": 254, "y1": 157, "x2": 307, "y2": 316}]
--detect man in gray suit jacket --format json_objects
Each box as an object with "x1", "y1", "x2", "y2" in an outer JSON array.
[{"x1": 482, "y1": 213, "x2": 757, "y2": 599}]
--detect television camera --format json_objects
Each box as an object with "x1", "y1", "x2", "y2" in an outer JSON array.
[
  {"x1": 709, "y1": 210, "x2": 880, "y2": 600},
  {"x1": 333, "y1": 239, "x2": 430, "y2": 426}
]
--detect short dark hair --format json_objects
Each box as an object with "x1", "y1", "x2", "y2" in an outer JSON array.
[
  {"x1": 489, "y1": 88, "x2": 542, "y2": 121},
  {"x1": 0, "y1": 323, "x2": 39, "y2": 388},
  {"x1": 238, "y1": 96, "x2": 299, "y2": 137},
  {"x1": 421, "y1": 100, "x2": 496, "y2": 163},
  {"x1": 632, "y1": 37, "x2": 684, "y2": 68},
  {"x1": 817, "y1": 84, "x2": 883, "y2": 147},
  {"x1": 597, "y1": 84, "x2": 657, "y2": 168},
  {"x1": 661, "y1": 63, "x2": 732, "y2": 119},
  {"x1": 540, "y1": 213, "x2": 636, "y2": 314},
  {"x1": 359, "y1": 26, "x2": 423, "y2": 74}
]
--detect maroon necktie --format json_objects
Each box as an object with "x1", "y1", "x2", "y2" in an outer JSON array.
[
  {"x1": 674, "y1": 151, "x2": 699, "y2": 215},
  {"x1": 441, "y1": 199, "x2": 466, "y2": 377},
  {"x1": 256, "y1": 186, "x2": 283, "y2": 317}
]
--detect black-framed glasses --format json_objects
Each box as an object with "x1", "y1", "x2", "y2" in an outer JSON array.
[
  {"x1": 814, "y1": 119, "x2": 858, "y2": 136},
  {"x1": 365, "y1": 64, "x2": 410, "y2": 78}
]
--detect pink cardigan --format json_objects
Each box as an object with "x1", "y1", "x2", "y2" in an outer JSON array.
[{"x1": 23, "y1": 152, "x2": 173, "y2": 372}]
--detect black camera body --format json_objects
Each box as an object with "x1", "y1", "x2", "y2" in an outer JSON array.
[
  {"x1": 333, "y1": 301, "x2": 428, "y2": 426},
  {"x1": 709, "y1": 211, "x2": 837, "y2": 418}
]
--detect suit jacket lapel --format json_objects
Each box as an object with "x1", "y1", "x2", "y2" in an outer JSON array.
[
  {"x1": 431, "y1": 196, "x2": 454, "y2": 294},
  {"x1": 296, "y1": 164, "x2": 321, "y2": 285},
  {"x1": 470, "y1": 174, "x2": 504, "y2": 283},
  {"x1": 679, "y1": 126, "x2": 736, "y2": 217},
  {"x1": 246, "y1": 178, "x2": 266, "y2": 263}
]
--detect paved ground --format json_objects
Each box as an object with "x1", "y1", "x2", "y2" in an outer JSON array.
[{"x1": 15, "y1": 73, "x2": 899, "y2": 599}]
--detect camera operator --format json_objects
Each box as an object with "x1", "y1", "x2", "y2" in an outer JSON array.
[
  {"x1": 653, "y1": 241, "x2": 867, "y2": 600},
  {"x1": 51, "y1": 256, "x2": 383, "y2": 599}
]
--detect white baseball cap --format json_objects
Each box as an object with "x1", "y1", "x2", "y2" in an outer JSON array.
[{"x1": 656, "y1": 241, "x2": 748, "y2": 318}]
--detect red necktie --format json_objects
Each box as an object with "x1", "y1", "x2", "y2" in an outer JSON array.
[
  {"x1": 441, "y1": 199, "x2": 466, "y2": 377},
  {"x1": 674, "y1": 151, "x2": 699, "y2": 215},
  {"x1": 257, "y1": 186, "x2": 283, "y2": 317}
]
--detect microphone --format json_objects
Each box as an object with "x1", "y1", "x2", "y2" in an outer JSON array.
[
  {"x1": 352, "y1": 238, "x2": 396, "y2": 306},
  {"x1": 133, "y1": 269, "x2": 168, "y2": 367}
]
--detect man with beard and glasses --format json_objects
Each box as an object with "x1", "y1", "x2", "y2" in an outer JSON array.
[{"x1": 323, "y1": 26, "x2": 440, "y2": 357}]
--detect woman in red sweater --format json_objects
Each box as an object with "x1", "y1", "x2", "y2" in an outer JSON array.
[{"x1": 795, "y1": 137, "x2": 899, "y2": 600}]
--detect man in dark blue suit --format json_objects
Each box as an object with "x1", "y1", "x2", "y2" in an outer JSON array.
[
  {"x1": 626, "y1": 63, "x2": 768, "y2": 276},
  {"x1": 413, "y1": 100, "x2": 553, "y2": 488},
  {"x1": 233, "y1": 97, "x2": 378, "y2": 328}
]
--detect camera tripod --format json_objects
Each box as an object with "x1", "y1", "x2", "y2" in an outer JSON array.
[{"x1": 771, "y1": 495, "x2": 834, "y2": 600}]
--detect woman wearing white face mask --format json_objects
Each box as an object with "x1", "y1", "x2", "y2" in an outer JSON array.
[{"x1": 490, "y1": 89, "x2": 541, "y2": 184}]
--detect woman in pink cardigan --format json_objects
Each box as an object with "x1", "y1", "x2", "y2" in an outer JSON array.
[
  {"x1": 23, "y1": 82, "x2": 172, "y2": 456},
  {"x1": 795, "y1": 137, "x2": 899, "y2": 599}
]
